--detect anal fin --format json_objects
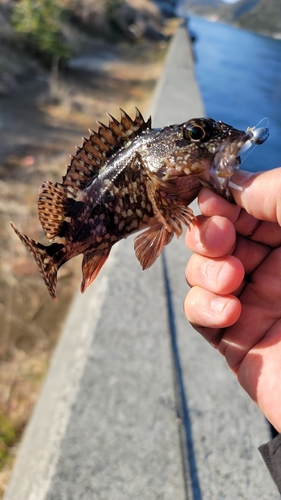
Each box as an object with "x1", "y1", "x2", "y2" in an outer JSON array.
[
  {"x1": 134, "y1": 224, "x2": 174, "y2": 270},
  {"x1": 81, "y1": 248, "x2": 111, "y2": 293}
]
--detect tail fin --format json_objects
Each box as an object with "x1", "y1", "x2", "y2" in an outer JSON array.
[{"x1": 10, "y1": 222, "x2": 58, "y2": 301}]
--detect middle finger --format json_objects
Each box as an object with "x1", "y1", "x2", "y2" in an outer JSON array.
[{"x1": 186, "y1": 254, "x2": 244, "y2": 295}]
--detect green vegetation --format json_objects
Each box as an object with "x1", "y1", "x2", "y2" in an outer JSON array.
[
  {"x1": 12, "y1": 0, "x2": 70, "y2": 65},
  {"x1": 0, "y1": 412, "x2": 16, "y2": 468},
  {"x1": 0, "y1": 0, "x2": 165, "y2": 70}
]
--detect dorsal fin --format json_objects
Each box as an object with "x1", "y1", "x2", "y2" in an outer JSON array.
[
  {"x1": 38, "y1": 180, "x2": 68, "y2": 240},
  {"x1": 61, "y1": 108, "x2": 151, "y2": 197}
]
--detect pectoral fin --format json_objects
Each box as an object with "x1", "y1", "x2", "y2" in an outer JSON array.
[
  {"x1": 145, "y1": 178, "x2": 196, "y2": 236},
  {"x1": 134, "y1": 224, "x2": 174, "y2": 270}
]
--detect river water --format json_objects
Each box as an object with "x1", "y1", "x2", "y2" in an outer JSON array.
[{"x1": 186, "y1": 15, "x2": 281, "y2": 172}]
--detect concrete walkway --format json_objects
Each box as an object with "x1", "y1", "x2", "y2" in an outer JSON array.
[{"x1": 4, "y1": 22, "x2": 278, "y2": 500}]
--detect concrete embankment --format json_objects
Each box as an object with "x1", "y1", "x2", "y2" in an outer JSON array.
[{"x1": 4, "y1": 21, "x2": 277, "y2": 500}]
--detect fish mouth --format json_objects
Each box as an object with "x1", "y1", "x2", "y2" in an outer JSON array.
[
  {"x1": 213, "y1": 133, "x2": 252, "y2": 178},
  {"x1": 213, "y1": 124, "x2": 269, "y2": 178}
]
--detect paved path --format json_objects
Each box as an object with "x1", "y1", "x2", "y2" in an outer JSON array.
[{"x1": 4, "y1": 21, "x2": 278, "y2": 500}]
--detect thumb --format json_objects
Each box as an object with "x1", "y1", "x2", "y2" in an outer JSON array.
[{"x1": 230, "y1": 168, "x2": 281, "y2": 225}]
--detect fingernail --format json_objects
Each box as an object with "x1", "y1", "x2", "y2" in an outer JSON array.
[{"x1": 210, "y1": 296, "x2": 229, "y2": 314}]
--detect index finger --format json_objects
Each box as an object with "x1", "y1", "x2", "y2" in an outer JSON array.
[{"x1": 185, "y1": 215, "x2": 236, "y2": 257}]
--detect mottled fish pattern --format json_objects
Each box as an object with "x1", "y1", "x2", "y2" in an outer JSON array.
[{"x1": 11, "y1": 109, "x2": 268, "y2": 300}]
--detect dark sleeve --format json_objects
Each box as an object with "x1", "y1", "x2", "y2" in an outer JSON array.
[{"x1": 259, "y1": 434, "x2": 281, "y2": 493}]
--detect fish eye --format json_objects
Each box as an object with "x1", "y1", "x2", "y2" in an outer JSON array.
[{"x1": 183, "y1": 120, "x2": 213, "y2": 142}]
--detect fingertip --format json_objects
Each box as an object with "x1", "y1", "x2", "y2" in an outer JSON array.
[
  {"x1": 198, "y1": 188, "x2": 241, "y2": 223},
  {"x1": 185, "y1": 215, "x2": 236, "y2": 257},
  {"x1": 184, "y1": 286, "x2": 242, "y2": 331},
  {"x1": 198, "y1": 188, "x2": 220, "y2": 214}
]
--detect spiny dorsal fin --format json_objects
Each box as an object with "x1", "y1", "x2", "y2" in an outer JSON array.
[
  {"x1": 38, "y1": 180, "x2": 68, "y2": 240},
  {"x1": 61, "y1": 108, "x2": 151, "y2": 197}
]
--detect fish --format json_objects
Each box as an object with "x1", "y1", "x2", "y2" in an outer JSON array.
[{"x1": 10, "y1": 109, "x2": 269, "y2": 300}]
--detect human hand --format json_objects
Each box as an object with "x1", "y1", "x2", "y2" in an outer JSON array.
[{"x1": 184, "y1": 168, "x2": 281, "y2": 432}]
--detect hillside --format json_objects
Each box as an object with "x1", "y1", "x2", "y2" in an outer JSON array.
[
  {"x1": 180, "y1": 0, "x2": 224, "y2": 17},
  {"x1": 0, "y1": 0, "x2": 170, "y2": 92},
  {"x1": 181, "y1": 0, "x2": 281, "y2": 37},
  {"x1": 237, "y1": 0, "x2": 281, "y2": 36}
]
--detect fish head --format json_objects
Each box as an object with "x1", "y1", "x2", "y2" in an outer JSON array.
[{"x1": 164, "y1": 117, "x2": 269, "y2": 199}]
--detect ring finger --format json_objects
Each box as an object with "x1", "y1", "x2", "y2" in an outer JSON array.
[{"x1": 184, "y1": 286, "x2": 242, "y2": 345}]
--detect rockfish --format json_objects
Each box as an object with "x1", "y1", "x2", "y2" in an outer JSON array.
[{"x1": 11, "y1": 109, "x2": 269, "y2": 300}]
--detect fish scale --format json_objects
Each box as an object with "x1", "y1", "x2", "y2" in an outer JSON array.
[{"x1": 11, "y1": 108, "x2": 269, "y2": 300}]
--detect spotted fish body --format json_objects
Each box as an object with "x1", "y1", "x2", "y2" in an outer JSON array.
[{"x1": 11, "y1": 109, "x2": 268, "y2": 300}]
